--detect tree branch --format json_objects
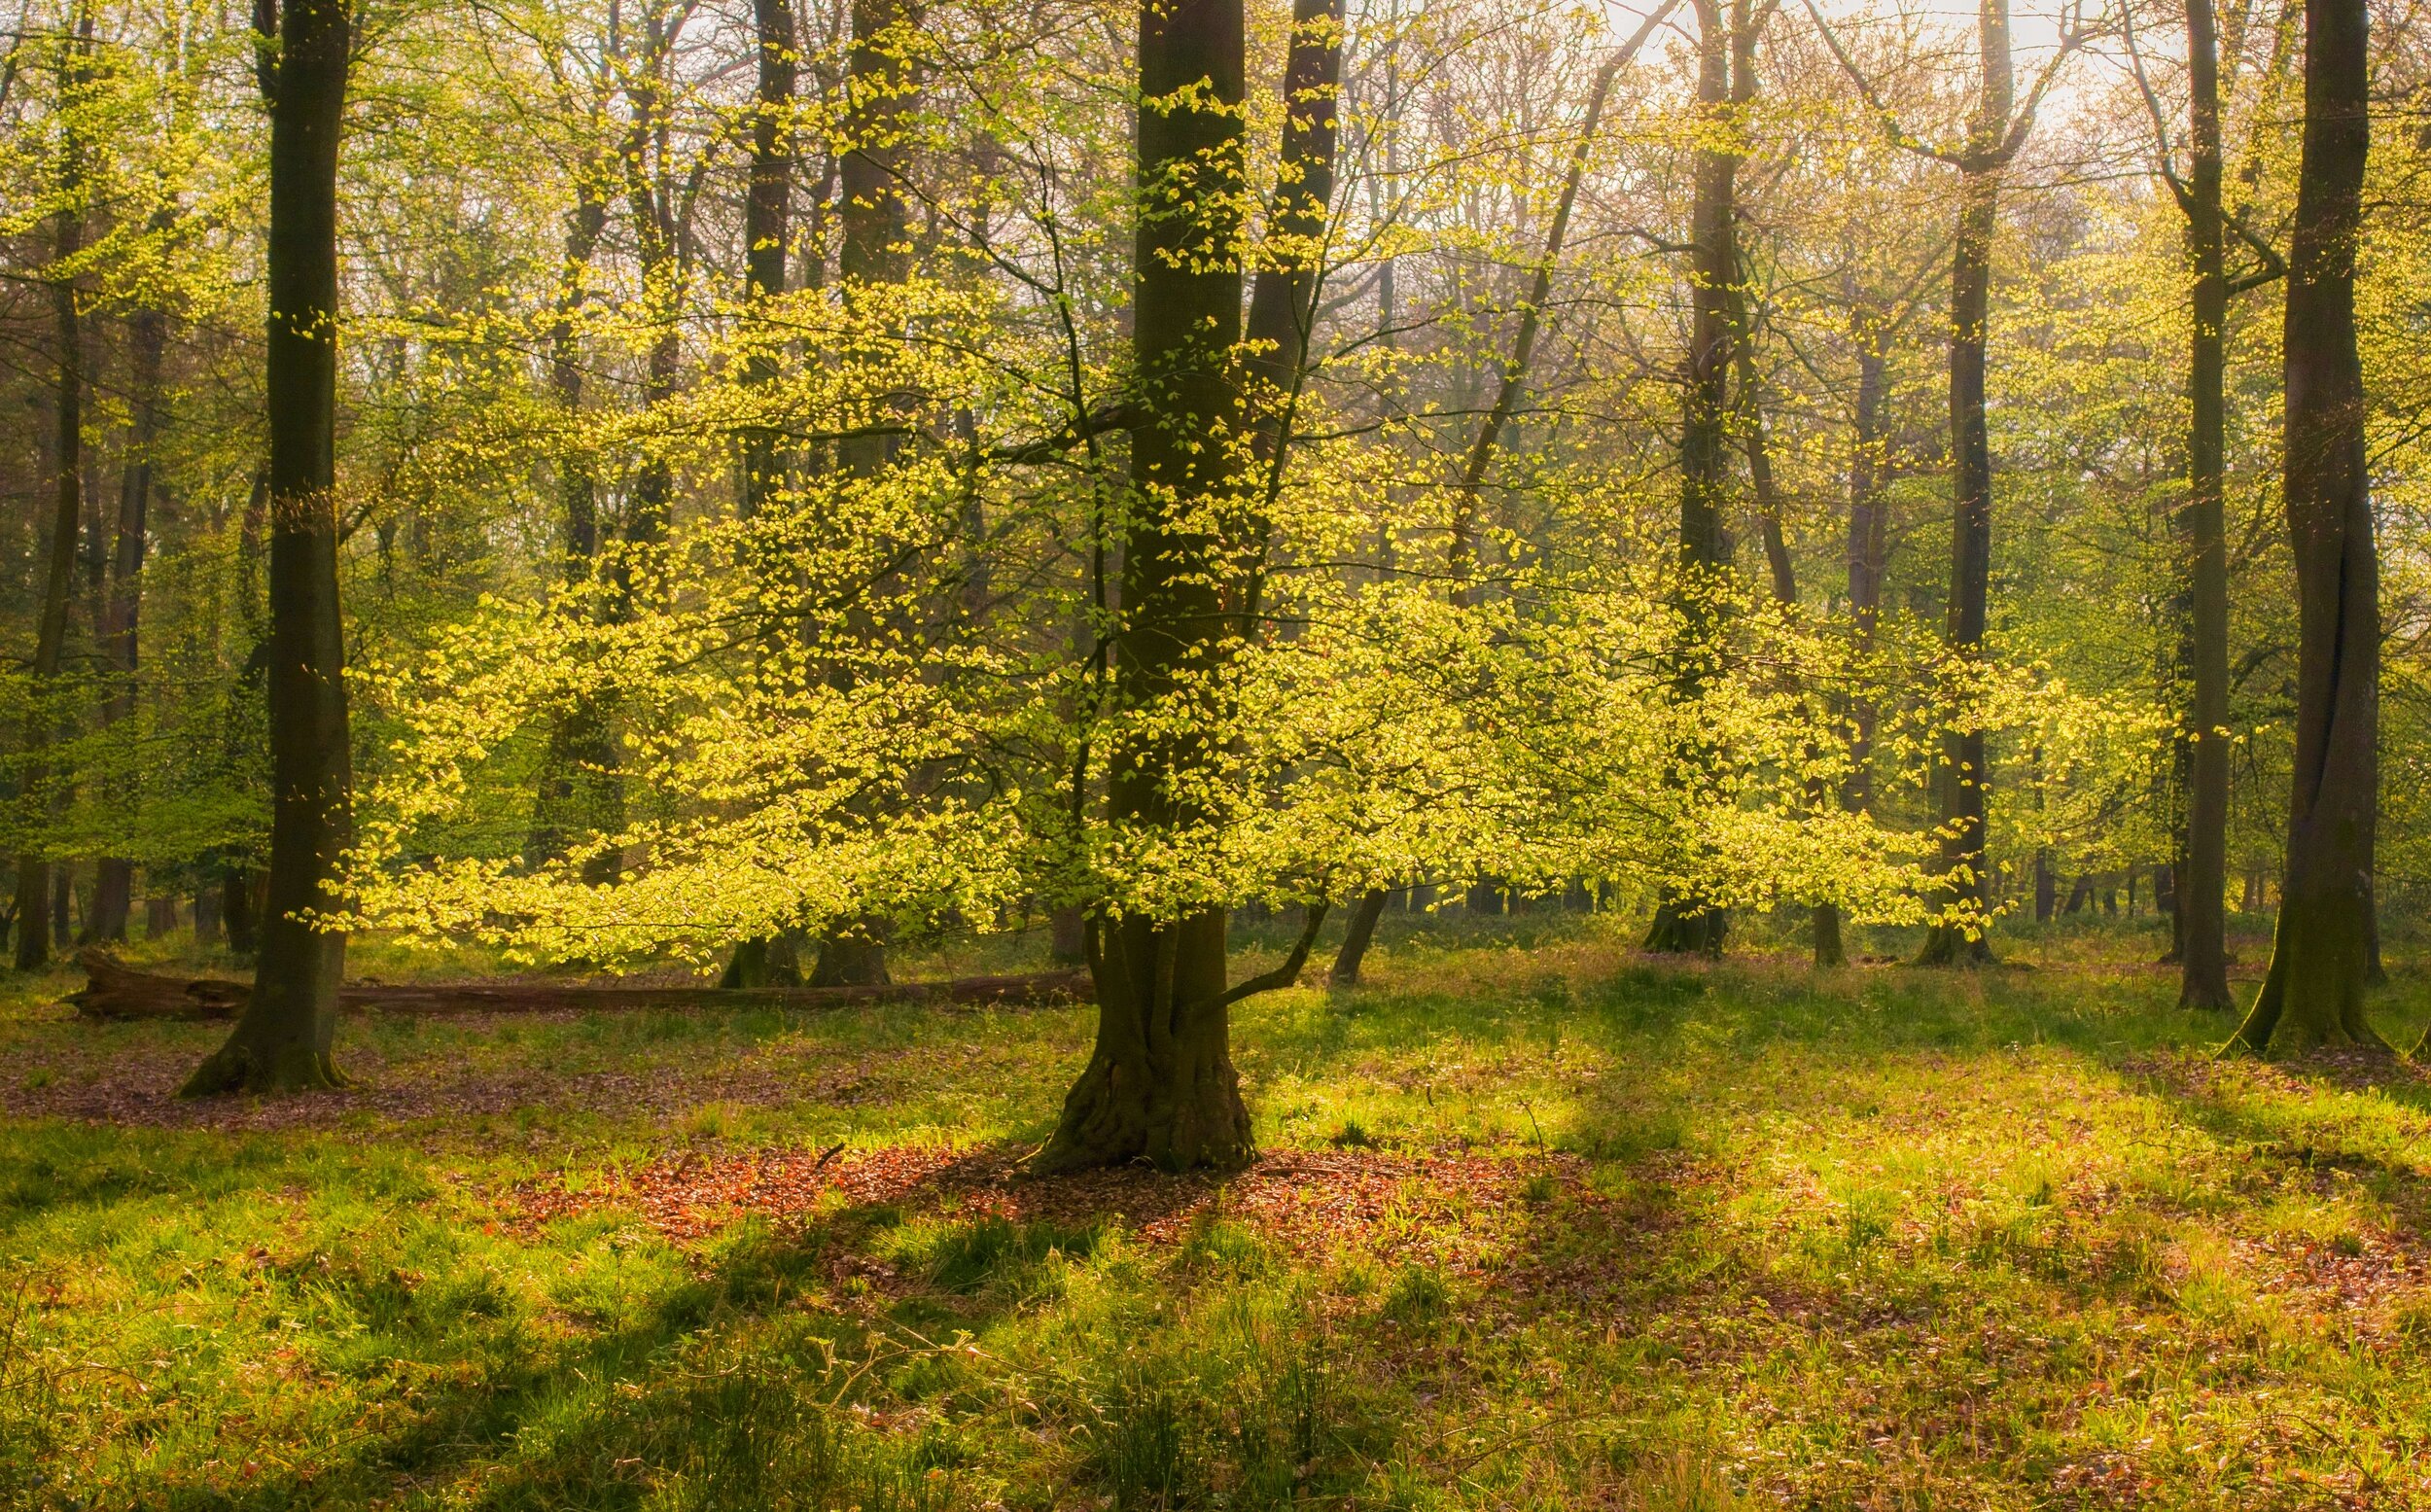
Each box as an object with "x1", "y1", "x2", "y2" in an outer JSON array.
[{"x1": 1212, "y1": 901, "x2": 1331, "y2": 1009}]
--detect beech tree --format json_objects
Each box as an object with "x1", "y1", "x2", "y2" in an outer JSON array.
[
  {"x1": 1032, "y1": 0, "x2": 1258, "y2": 1173},
  {"x1": 2227, "y1": 0, "x2": 2379, "y2": 1055},
  {"x1": 184, "y1": 0, "x2": 354, "y2": 1094}
]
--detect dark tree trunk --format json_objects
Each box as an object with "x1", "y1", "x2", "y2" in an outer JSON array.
[
  {"x1": 1241, "y1": 0, "x2": 1341, "y2": 480},
  {"x1": 838, "y1": 0, "x2": 911, "y2": 299},
  {"x1": 1329, "y1": 887, "x2": 1388, "y2": 988},
  {"x1": 195, "y1": 886, "x2": 222, "y2": 946},
  {"x1": 1734, "y1": 227, "x2": 1837, "y2": 967},
  {"x1": 741, "y1": 0, "x2": 795, "y2": 517},
  {"x1": 2174, "y1": 0, "x2": 2236, "y2": 1010},
  {"x1": 527, "y1": 163, "x2": 621, "y2": 886},
  {"x1": 86, "y1": 299, "x2": 166, "y2": 949},
  {"x1": 1647, "y1": 0, "x2": 1744, "y2": 958},
  {"x1": 18, "y1": 97, "x2": 87, "y2": 972},
  {"x1": 719, "y1": 932, "x2": 801, "y2": 988},
  {"x1": 807, "y1": 0, "x2": 919, "y2": 987},
  {"x1": 1036, "y1": 0, "x2": 1251, "y2": 1174},
  {"x1": 811, "y1": 928, "x2": 891, "y2": 987},
  {"x1": 1916, "y1": 0, "x2": 2015, "y2": 967},
  {"x1": 222, "y1": 864, "x2": 259, "y2": 957},
  {"x1": 2033, "y1": 848, "x2": 2057, "y2": 922},
  {"x1": 186, "y1": 0, "x2": 354, "y2": 1095},
  {"x1": 147, "y1": 893, "x2": 178, "y2": 939},
  {"x1": 2232, "y1": 0, "x2": 2379, "y2": 1056},
  {"x1": 2064, "y1": 873, "x2": 2094, "y2": 914},
  {"x1": 1048, "y1": 904, "x2": 1086, "y2": 965},
  {"x1": 1843, "y1": 338, "x2": 1888, "y2": 815},
  {"x1": 719, "y1": 0, "x2": 802, "y2": 984}
]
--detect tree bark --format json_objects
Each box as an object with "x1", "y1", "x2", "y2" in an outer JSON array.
[
  {"x1": 1241, "y1": 0, "x2": 1340, "y2": 481},
  {"x1": 1036, "y1": 0, "x2": 1251, "y2": 1174},
  {"x1": 808, "y1": 0, "x2": 919, "y2": 987},
  {"x1": 185, "y1": 0, "x2": 354, "y2": 1095},
  {"x1": 1328, "y1": 887, "x2": 1388, "y2": 988},
  {"x1": 719, "y1": 0, "x2": 803, "y2": 985},
  {"x1": 1915, "y1": 0, "x2": 2014, "y2": 967},
  {"x1": 18, "y1": 67, "x2": 88, "y2": 972},
  {"x1": 526, "y1": 157, "x2": 620, "y2": 885},
  {"x1": 2174, "y1": 0, "x2": 2236, "y2": 1010},
  {"x1": 1048, "y1": 904, "x2": 1086, "y2": 965},
  {"x1": 1646, "y1": 0, "x2": 1744, "y2": 957},
  {"x1": 86, "y1": 299, "x2": 167, "y2": 948},
  {"x1": 742, "y1": 0, "x2": 795, "y2": 517},
  {"x1": 2230, "y1": 0, "x2": 2379, "y2": 1056}
]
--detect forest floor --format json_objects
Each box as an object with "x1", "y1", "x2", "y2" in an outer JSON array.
[{"x1": 11, "y1": 912, "x2": 2431, "y2": 1510}]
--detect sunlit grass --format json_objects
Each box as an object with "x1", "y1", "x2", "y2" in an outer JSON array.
[{"x1": 9, "y1": 913, "x2": 2431, "y2": 1507}]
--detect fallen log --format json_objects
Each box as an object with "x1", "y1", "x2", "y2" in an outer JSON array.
[{"x1": 68, "y1": 950, "x2": 1091, "y2": 1022}]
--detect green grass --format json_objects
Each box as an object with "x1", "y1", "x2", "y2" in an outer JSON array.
[{"x1": 12, "y1": 910, "x2": 2431, "y2": 1508}]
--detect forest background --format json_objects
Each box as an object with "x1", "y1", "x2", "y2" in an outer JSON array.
[{"x1": 2, "y1": 0, "x2": 2428, "y2": 1114}]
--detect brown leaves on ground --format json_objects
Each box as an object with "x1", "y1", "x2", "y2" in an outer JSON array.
[
  {"x1": 0, "y1": 1007, "x2": 927, "y2": 1133},
  {"x1": 505, "y1": 1141, "x2": 1600, "y2": 1270}
]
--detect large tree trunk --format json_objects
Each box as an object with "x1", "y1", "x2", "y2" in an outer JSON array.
[
  {"x1": 185, "y1": 0, "x2": 354, "y2": 1095},
  {"x1": 86, "y1": 299, "x2": 167, "y2": 948},
  {"x1": 2230, "y1": 0, "x2": 2378, "y2": 1056},
  {"x1": 17, "y1": 141, "x2": 84, "y2": 972},
  {"x1": 1036, "y1": 0, "x2": 1251, "y2": 1174},
  {"x1": 1646, "y1": 0, "x2": 1743, "y2": 958},
  {"x1": 1915, "y1": 0, "x2": 2014, "y2": 967},
  {"x1": 2174, "y1": 0, "x2": 2236, "y2": 1011}
]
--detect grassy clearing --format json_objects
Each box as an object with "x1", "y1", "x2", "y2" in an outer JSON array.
[{"x1": 11, "y1": 912, "x2": 2431, "y2": 1508}]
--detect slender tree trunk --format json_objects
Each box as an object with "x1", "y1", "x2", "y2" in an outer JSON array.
[
  {"x1": 1329, "y1": 887, "x2": 1387, "y2": 987},
  {"x1": 811, "y1": 0, "x2": 916, "y2": 988},
  {"x1": 185, "y1": 0, "x2": 353, "y2": 1094},
  {"x1": 1916, "y1": 0, "x2": 2014, "y2": 967},
  {"x1": 1646, "y1": 0, "x2": 1742, "y2": 957},
  {"x1": 721, "y1": 0, "x2": 806, "y2": 989},
  {"x1": 2231, "y1": 0, "x2": 2378, "y2": 1056},
  {"x1": 1036, "y1": 0, "x2": 1251, "y2": 1174},
  {"x1": 1444, "y1": 2, "x2": 1672, "y2": 604},
  {"x1": 86, "y1": 301, "x2": 166, "y2": 947},
  {"x1": 742, "y1": 0, "x2": 795, "y2": 517},
  {"x1": 528, "y1": 166, "x2": 622, "y2": 885},
  {"x1": 2174, "y1": 0, "x2": 2236, "y2": 1009},
  {"x1": 17, "y1": 152, "x2": 84, "y2": 972},
  {"x1": 1844, "y1": 338, "x2": 1888, "y2": 805},
  {"x1": 1241, "y1": 0, "x2": 1341, "y2": 484},
  {"x1": 1231, "y1": 0, "x2": 1373, "y2": 992}
]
